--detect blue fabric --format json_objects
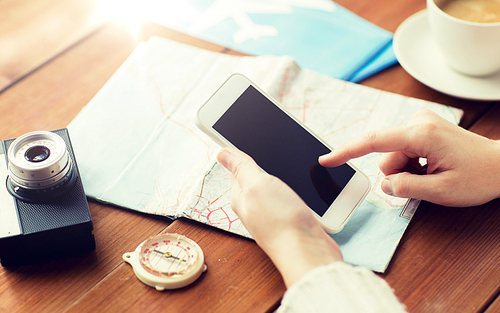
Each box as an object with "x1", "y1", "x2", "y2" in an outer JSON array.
[
  {"x1": 349, "y1": 41, "x2": 398, "y2": 83},
  {"x1": 151, "y1": 0, "x2": 398, "y2": 81}
]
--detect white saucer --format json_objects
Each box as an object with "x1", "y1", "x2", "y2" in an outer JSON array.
[{"x1": 393, "y1": 10, "x2": 500, "y2": 101}]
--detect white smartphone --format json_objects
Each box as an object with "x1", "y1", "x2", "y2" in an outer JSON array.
[{"x1": 195, "y1": 73, "x2": 371, "y2": 233}]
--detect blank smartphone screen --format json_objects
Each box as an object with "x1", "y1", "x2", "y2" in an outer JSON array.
[
  {"x1": 213, "y1": 85, "x2": 356, "y2": 217},
  {"x1": 213, "y1": 86, "x2": 355, "y2": 216}
]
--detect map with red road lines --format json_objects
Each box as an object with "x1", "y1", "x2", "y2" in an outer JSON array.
[{"x1": 69, "y1": 37, "x2": 462, "y2": 271}]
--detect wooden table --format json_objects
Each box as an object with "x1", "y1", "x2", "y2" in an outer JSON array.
[{"x1": 1, "y1": 0, "x2": 499, "y2": 312}]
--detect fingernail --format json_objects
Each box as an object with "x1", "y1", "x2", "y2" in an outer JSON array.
[
  {"x1": 217, "y1": 149, "x2": 231, "y2": 168},
  {"x1": 318, "y1": 152, "x2": 332, "y2": 163},
  {"x1": 381, "y1": 178, "x2": 394, "y2": 196}
]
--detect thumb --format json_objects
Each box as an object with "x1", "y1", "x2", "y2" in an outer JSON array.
[
  {"x1": 381, "y1": 173, "x2": 443, "y2": 204},
  {"x1": 217, "y1": 148, "x2": 262, "y2": 184}
]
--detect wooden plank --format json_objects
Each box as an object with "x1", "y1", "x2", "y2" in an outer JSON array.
[
  {"x1": 64, "y1": 219, "x2": 285, "y2": 313},
  {"x1": 484, "y1": 295, "x2": 500, "y2": 313},
  {"x1": 0, "y1": 202, "x2": 171, "y2": 312},
  {"x1": 0, "y1": 22, "x2": 132, "y2": 139},
  {"x1": 360, "y1": 65, "x2": 495, "y2": 129},
  {"x1": 0, "y1": 19, "x2": 228, "y2": 139},
  {"x1": 468, "y1": 103, "x2": 500, "y2": 140},
  {"x1": 139, "y1": 20, "x2": 236, "y2": 52},
  {"x1": 0, "y1": 0, "x2": 104, "y2": 92},
  {"x1": 383, "y1": 199, "x2": 500, "y2": 312},
  {"x1": 335, "y1": 0, "x2": 426, "y2": 33}
]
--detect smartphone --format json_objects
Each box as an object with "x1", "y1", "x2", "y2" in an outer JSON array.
[{"x1": 195, "y1": 74, "x2": 370, "y2": 233}]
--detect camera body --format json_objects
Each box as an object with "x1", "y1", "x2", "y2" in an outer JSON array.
[{"x1": 0, "y1": 128, "x2": 95, "y2": 266}]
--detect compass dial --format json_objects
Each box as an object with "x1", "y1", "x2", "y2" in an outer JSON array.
[
  {"x1": 139, "y1": 234, "x2": 199, "y2": 277},
  {"x1": 123, "y1": 233, "x2": 207, "y2": 290}
]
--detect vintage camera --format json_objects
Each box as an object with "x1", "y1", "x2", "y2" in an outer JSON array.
[{"x1": 0, "y1": 129, "x2": 95, "y2": 266}]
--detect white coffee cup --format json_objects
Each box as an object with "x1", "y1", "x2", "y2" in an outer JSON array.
[{"x1": 427, "y1": 0, "x2": 500, "y2": 77}]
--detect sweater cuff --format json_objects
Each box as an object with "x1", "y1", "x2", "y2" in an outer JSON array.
[{"x1": 278, "y1": 261, "x2": 407, "y2": 313}]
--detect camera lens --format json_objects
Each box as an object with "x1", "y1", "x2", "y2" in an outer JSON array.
[
  {"x1": 25, "y1": 146, "x2": 51, "y2": 163},
  {"x1": 6, "y1": 131, "x2": 76, "y2": 202}
]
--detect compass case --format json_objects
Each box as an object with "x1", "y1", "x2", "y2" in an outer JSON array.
[{"x1": 0, "y1": 129, "x2": 95, "y2": 266}]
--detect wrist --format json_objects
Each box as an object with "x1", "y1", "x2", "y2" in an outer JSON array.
[{"x1": 259, "y1": 227, "x2": 343, "y2": 288}]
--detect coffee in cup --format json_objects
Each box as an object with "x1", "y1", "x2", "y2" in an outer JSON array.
[
  {"x1": 438, "y1": 0, "x2": 500, "y2": 23},
  {"x1": 427, "y1": 0, "x2": 500, "y2": 76}
]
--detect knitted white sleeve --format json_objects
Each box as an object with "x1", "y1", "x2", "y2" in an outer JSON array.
[{"x1": 278, "y1": 261, "x2": 408, "y2": 313}]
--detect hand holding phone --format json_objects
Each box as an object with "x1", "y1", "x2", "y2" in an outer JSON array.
[
  {"x1": 216, "y1": 147, "x2": 343, "y2": 287},
  {"x1": 196, "y1": 74, "x2": 370, "y2": 233}
]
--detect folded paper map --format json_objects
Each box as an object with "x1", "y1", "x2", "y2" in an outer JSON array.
[{"x1": 68, "y1": 37, "x2": 462, "y2": 272}]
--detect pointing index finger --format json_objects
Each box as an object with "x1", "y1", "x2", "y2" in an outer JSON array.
[{"x1": 319, "y1": 127, "x2": 412, "y2": 167}]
